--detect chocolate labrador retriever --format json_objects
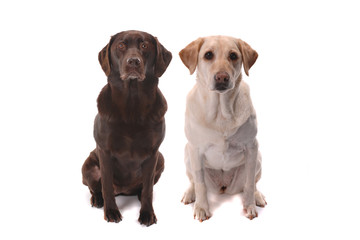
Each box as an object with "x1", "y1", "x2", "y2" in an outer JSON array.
[{"x1": 81, "y1": 30, "x2": 172, "y2": 226}]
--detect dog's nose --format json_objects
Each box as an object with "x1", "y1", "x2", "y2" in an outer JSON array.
[
  {"x1": 214, "y1": 72, "x2": 230, "y2": 84},
  {"x1": 214, "y1": 71, "x2": 230, "y2": 91},
  {"x1": 127, "y1": 57, "x2": 141, "y2": 67}
]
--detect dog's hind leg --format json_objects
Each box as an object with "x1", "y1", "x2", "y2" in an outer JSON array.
[
  {"x1": 182, "y1": 177, "x2": 196, "y2": 204},
  {"x1": 154, "y1": 151, "x2": 165, "y2": 185},
  {"x1": 82, "y1": 149, "x2": 103, "y2": 208},
  {"x1": 181, "y1": 144, "x2": 196, "y2": 205},
  {"x1": 255, "y1": 190, "x2": 267, "y2": 207},
  {"x1": 181, "y1": 170, "x2": 196, "y2": 204}
]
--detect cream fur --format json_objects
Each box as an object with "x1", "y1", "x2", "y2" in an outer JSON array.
[{"x1": 180, "y1": 36, "x2": 266, "y2": 221}]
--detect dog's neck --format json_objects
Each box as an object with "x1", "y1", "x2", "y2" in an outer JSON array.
[
  {"x1": 110, "y1": 78, "x2": 157, "y2": 104},
  {"x1": 203, "y1": 76, "x2": 242, "y2": 122},
  {"x1": 209, "y1": 91, "x2": 238, "y2": 121},
  {"x1": 98, "y1": 76, "x2": 159, "y2": 122}
]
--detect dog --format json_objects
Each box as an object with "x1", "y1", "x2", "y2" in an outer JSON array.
[
  {"x1": 81, "y1": 30, "x2": 172, "y2": 226},
  {"x1": 179, "y1": 36, "x2": 266, "y2": 221}
]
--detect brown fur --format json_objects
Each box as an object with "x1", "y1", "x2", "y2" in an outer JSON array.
[{"x1": 81, "y1": 30, "x2": 172, "y2": 226}]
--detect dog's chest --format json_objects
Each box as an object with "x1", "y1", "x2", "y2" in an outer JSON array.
[
  {"x1": 114, "y1": 125, "x2": 162, "y2": 154},
  {"x1": 95, "y1": 115, "x2": 164, "y2": 157}
]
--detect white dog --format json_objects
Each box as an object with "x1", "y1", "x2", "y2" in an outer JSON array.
[{"x1": 179, "y1": 36, "x2": 266, "y2": 221}]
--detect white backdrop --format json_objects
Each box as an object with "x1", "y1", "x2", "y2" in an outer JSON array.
[{"x1": 1, "y1": 0, "x2": 360, "y2": 239}]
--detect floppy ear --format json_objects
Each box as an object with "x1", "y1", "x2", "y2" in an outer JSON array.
[
  {"x1": 179, "y1": 38, "x2": 204, "y2": 75},
  {"x1": 237, "y1": 39, "x2": 258, "y2": 76},
  {"x1": 98, "y1": 37, "x2": 113, "y2": 77},
  {"x1": 154, "y1": 37, "x2": 172, "y2": 78}
]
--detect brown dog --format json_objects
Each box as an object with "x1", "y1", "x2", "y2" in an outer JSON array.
[{"x1": 81, "y1": 30, "x2": 172, "y2": 226}]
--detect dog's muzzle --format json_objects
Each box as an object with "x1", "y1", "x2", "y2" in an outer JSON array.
[{"x1": 121, "y1": 56, "x2": 145, "y2": 81}]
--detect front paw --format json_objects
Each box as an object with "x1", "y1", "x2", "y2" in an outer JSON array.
[
  {"x1": 104, "y1": 208, "x2": 122, "y2": 223},
  {"x1": 138, "y1": 209, "x2": 157, "y2": 227},
  {"x1": 243, "y1": 205, "x2": 258, "y2": 220},
  {"x1": 194, "y1": 203, "x2": 211, "y2": 222}
]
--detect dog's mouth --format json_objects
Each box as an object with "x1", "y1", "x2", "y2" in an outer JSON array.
[
  {"x1": 121, "y1": 71, "x2": 146, "y2": 82},
  {"x1": 212, "y1": 83, "x2": 234, "y2": 93},
  {"x1": 215, "y1": 83, "x2": 229, "y2": 91}
]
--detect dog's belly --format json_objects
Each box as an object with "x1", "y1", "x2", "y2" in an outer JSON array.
[
  {"x1": 202, "y1": 137, "x2": 250, "y2": 194},
  {"x1": 204, "y1": 166, "x2": 245, "y2": 194},
  {"x1": 203, "y1": 141, "x2": 245, "y2": 171},
  {"x1": 203, "y1": 141, "x2": 262, "y2": 194}
]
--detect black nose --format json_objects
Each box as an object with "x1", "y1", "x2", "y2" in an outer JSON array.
[
  {"x1": 214, "y1": 71, "x2": 230, "y2": 84},
  {"x1": 127, "y1": 57, "x2": 141, "y2": 67}
]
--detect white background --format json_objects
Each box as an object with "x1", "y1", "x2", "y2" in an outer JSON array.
[{"x1": 1, "y1": 0, "x2": 360, "y2": 239}]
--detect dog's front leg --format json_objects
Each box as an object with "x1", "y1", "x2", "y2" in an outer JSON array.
[
  {"x1": 138, "y1": 151, "x2": 159, "y2": 226},
  {"x1": 189, "y1": 145, "x2": 211, "y2": 222},
  {"x1": 98, "y1": 148, "x2": 122, "y2": 223},
  {"x1": 243, "y1": 139, "x2": 259, "y2": 220}
]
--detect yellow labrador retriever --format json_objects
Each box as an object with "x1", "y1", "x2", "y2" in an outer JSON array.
[{"x1": 179, "y1": 36, "x2": 266, "y2": 221}]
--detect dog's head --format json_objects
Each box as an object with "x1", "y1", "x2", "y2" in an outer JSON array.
[
  {"x1": 179, "y1": 36, "x2": 257, "y2": 93},
  {"x1": 98, "y1": 30, "x2": 172, "y2": 82}
]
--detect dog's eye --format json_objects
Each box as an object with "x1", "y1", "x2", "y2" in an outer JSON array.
[
  {"x1": 229, "y1": 52, "x2": 238, "y2": 61},
  {"x1": 204, "y1": 51, "x2": 213, "y2": 60},
  {"x1": 141, "y1": 42, "x2": 148, "y2": 49},
  {"x1": 117, "y1": 42, "x2": 126, "y2": 50}
]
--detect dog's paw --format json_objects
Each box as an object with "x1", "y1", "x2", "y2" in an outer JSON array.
[
  {"x1": 243, "y1": 205, "x2": 258, "y2": 220},
  {"x1": 194, "y1": 204, "x2": 211, "y2": 222},
  {"x1": 138, "y1": 209, "x2": 157, "y2": 227},
  {"x1": 181, "y1": 188, "x2": 196, "y2": 205},
  {"x1": 255, "y1": 191, "x2": 267, "y2": 208},
  {"x1": 104, "y1": 208, "x2": 122, "y2": 223},
  {"x1": 90, "y1": 192, "x2": 104, "y2": 208}
]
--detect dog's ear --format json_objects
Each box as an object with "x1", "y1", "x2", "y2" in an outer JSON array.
[
  {"x1": 237, "y1": 39, "x2": 258, "y2": 76},
  {"x1": 98, "y1": 37, "x2": 113, "y2": 77},
  {"x1": 179, "y1": 38, "x2": 204, "y2": 75},
  {"x1": 154, "y1": 37, "x2": 172, "y2": 78}
]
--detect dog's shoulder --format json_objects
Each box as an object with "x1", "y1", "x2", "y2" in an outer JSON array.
[
  {"x1": 185, "y1": 84, "x2": 198, "y2": 104},
  {"x1": 236, "y1": 80, "x2": 252, "y2": 108},
  {"x1": 233, "y1": 81, "x2": 256, "y2": 124},
  {"x1": 151, "y1": 88, "x2": 167, "y2": 121},
  {"x1": 185, "y1": 85, "x2": 202, "y2": 115},
  {"x1": 97, "y1": 84, "x2": 113, "y2": 117}
]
